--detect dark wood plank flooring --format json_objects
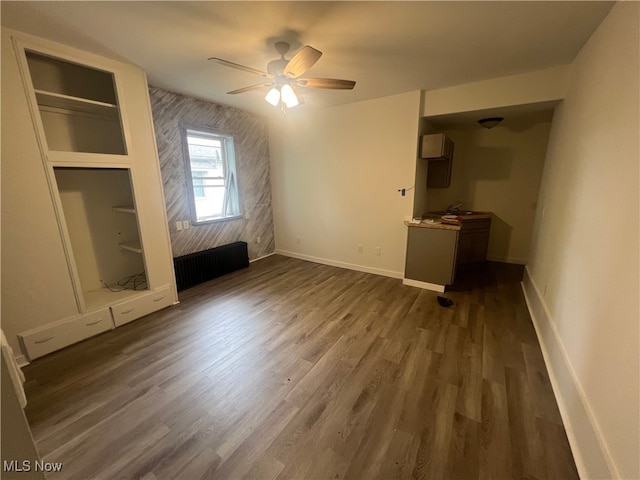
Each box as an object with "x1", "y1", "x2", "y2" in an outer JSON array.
[{"x1": 22, "y1": 255, "x2": 578, "y2": 479}]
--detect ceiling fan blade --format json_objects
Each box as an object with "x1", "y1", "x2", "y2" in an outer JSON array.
[
  {"x1": 295, "y1": 78, "x2": 356, "y2": 90},
  {"x1": 227, "y1": 83, "x2": 273, "y2": 95},
  {"x1": 208, "y1": 57, "x2": 274, "y2": 79},
  {"x1": 284, "y1": 45, "x2": 322, "y2": 78}
]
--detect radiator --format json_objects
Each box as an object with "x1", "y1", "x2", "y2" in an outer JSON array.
[{"x1": 173, "y1": 241, "x2": 249, "y2": 291}]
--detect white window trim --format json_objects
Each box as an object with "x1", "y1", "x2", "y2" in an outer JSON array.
[{"x1": 180, "y1": 125, "x2": 243, "y2": 225}]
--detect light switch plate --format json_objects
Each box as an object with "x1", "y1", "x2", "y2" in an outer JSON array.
[
  {"x1": 176, "y1": 221, "x2": 183, "y2": 231},
  {"x1": 182, "y1": 220, "x2": 190, "y2": 229}
]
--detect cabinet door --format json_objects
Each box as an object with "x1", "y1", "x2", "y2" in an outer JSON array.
[
  {"x1": 457, "y1": 219, "x2": 491, "y2": 265},
  {"x1": 426, "y1": 158, "x2": 452, "y2": 189},
  {"x1": 405, "y1": 227, "x2": 458, "y2": 285},
  {"x1": 457, "y1": 231, "x2": 488, "y2": 264}
]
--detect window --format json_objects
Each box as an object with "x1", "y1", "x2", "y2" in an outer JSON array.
[{"x1": 182, "y1": 127, "x2": 241, "y2": 223}]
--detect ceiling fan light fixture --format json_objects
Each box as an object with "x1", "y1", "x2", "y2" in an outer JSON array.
[
  {"x1": 265, "y1": 87, "x2": 280, "y2": 106},
  {"x1": 213, "y1": 42, "x2": 355, "y2": 110},
  {"x1": 281, "y1": 84, "x2": 299, "y2": 108}
]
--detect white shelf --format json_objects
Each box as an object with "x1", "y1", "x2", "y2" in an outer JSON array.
[
  {"x1": 113, "y1": 206, "x2": 136, "y2": 214},
  {"x1": 34, "y1": 89, "x2": 119, "y2": 117},
  {"x1": 119, "y1": 241, "x2": 142, "y2": 254}
]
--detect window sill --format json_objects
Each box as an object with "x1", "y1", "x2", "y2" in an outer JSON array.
[{"x1": 192, "y1": 214, "x2": 244, "y2": 225}]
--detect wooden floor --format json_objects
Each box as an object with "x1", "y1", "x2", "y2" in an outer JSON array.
[{"x1": 23, "y1": 255, "x2": 578, "y2": 480}]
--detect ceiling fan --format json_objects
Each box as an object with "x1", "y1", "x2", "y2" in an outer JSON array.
[{"x1": 208, "y1": 41, "x2": 356, "y2": 110}]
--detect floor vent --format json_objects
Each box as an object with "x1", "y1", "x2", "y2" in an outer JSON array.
[{"x1": 173, "y1": 241, "x2": 249, "y2": 291}]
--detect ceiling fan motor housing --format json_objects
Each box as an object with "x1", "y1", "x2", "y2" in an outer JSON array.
[
  {"x1": 267, "y1": 58, "x2": 289, "y2": 76},
  {"x1": 268, "y1": 41, "x2": 291, "y2": 75}
]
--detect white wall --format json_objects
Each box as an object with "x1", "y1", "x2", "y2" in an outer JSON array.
[
  {"x1": 269, "y1": 91, "x2": 421, "y2": 277},
  {"x1": 427, "y1": 122, "x2": 551, "y2": 264},
  {"x1": 423, "y1": 65, "x2": 570, "y2": 117},
  {"x1": 523, "y1": 3, "x2": 639, "y2": 479}
]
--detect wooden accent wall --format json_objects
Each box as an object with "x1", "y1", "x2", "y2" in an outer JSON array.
[{"x1": 148, "y1": 86, "x2": 275, "y2": 259}]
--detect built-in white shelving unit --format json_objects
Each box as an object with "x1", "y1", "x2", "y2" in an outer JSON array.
[
  {"x1": 26, "y1": 49, "x2": 127, "y2": 155},
  {"x1": 53, "y1": 167, "x2": 148, "y2": 307},
  {"x1": 2, "y1": 28, "x2": 178, "y2": 361},
  {"x1": 34, "y1": 89, "x2": 119, "y2": 116}
]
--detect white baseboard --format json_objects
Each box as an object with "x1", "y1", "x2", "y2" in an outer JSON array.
[
  {"x1": 402, "y1": 278, "x2": 446, "y2": 292},
  {"x1": 250, "y1": 252, "x2": 276, "y2": 263},
  {"x1": 275, "y1": 249, "x2": 403, "y2": 279},
  {"x1": 521, "y1": 267, "x2": 617, "y2": 480},
  {"x1": 487, "y1": 254, "x2": 527, "y2": 265}
]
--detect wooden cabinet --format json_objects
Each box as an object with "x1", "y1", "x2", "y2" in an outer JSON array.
[
  {"x1": 421, "y1": 133, "x2": 454, "y2": 189},
  {"x1": 421, "y1": 133, "x2": 453, "y2": 160},
  {"x1": 456, "y1": 218, "x2": 491, "y2": 266},
  {"x1": 426, "y1": 159, "x2": 453, "y2": 189},
  {"x1": 403, "y1": 215, "x2": 491, "y2": 291},
  {"x1": 405, "y1": 226, "x2": 459, "y2": 287},
  {"x1": 2, "y1": 28, "x2": 178, "y2": 361}
]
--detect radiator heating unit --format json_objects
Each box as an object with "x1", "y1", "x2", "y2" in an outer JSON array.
[{"x1": 173, "y1": 241, "x2": 249, "y2": 291}]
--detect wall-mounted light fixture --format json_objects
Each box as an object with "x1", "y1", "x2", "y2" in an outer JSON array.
[{"x1": 478, "y1": 117, "x2": 504, "y2": 129}]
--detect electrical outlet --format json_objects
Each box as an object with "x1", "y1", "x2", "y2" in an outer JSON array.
[
  {"x1": 374, "y1": 246, "x2": 381, "y2": 256},
  {"x1": 182, "y1": 220, "x2": 190, "y2": 229},
  {"x1": 176, "y1": 221, "x2": 183, "y2": 231},
  {"x1": 257, "y1": 236, "x2": 261, "y2": 244},
  {"x1": 357, "y1": 244, "x2": 364, "y2": 253}
]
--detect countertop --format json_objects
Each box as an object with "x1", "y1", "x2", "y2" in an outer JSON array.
[
  {"x1": 405, "y1": 211, "x2": 492, "y2": 231},
  {"x1": 405, "y1": 219, "x2": 462, "y2": 231}
]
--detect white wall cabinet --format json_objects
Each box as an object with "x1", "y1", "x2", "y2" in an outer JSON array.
[{"x1": 1, "y1": 28, "x2": 178, "y2": 361}]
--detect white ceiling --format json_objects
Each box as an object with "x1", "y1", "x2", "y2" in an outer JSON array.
[{"x1": 1, "y1": 1, "x2": 613, "y2": 118}]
